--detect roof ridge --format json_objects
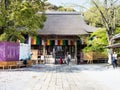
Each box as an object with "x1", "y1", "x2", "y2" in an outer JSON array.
[{"x1": 38, "y1": 11, "x2": 81, "y2": 15}]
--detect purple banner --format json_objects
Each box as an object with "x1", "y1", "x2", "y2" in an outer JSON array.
[
  {"x1": 0, "y1": 41, "x2": 19, "y2": 61},
  {"x1": 0, "y1": 42, "x2": 5, "y2": 61}
]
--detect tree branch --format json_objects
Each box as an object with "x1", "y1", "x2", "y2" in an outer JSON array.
[
  {"x1": 92, "y1": 0, "x2": 109, "y2": 30},
  {"x1": 113, "y1": 0, "x2": 119, "y2": 4}
]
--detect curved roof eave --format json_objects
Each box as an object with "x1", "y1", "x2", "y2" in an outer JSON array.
[{"x1": 38, "y1": 12, "x2": 96, "y2": 35}]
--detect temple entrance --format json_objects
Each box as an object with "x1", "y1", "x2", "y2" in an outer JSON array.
[
  {"x1": 31, "y1": 36, "x2": 83, "y2": 64},
  {"x1": 42, "y1": 45, "x2": 75, "y2": 64},
  {"x1": 46, "y1": 45, "x2": 75, "y2": 58}
]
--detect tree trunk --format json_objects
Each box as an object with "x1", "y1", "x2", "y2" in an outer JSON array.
[{"x1": 91, "y1": 0, "x2": 118, "y2": 64}]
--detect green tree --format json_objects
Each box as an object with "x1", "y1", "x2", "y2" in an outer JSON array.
[
  {"x1": 0, "y1": 0, "x2": 46, "y2": 42},
  {"x1": 44, "y1": 2, "x2": 75, "y2": 12},
  {"x1": 58, "y1": 6, "x2": 75, "y2": 12},
  {"x1": 83, "y1": 28, "x2": 108, "y2": 54},
  {"x1": 84, "y1": 7, "x2": 105, "y2": 27},
  {"x1": 44, "y1": 2, "x2": 58, "y2": 10},
  {"x1": 84, "y1": 3, "x2": 120, "y2": 28},
  {"x1": 90, "y1": 0, "x2": 120, "y2": 44},
  {"x1": 88, "y1": 0, "x2": 120, "y2": 64},
  {"x1": 115, "y1": 5, "x2": 120, "y2": 27}
]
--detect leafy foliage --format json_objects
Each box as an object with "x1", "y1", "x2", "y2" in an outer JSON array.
[
  {"x1": 83, "y1": 28, "x2": 108, "y2": 54},
  {"x1": 44, "y1": 2, "x2": 75, "y2": 12},
  {"x1": 89, "y1": 0, "x2": 120, "y2": 45},
  {"x1": 0, "y1": 0, "x2": 46, "y2": 42},
  {"x1": 58, "y1": 6, "x2": 75, "y2": 12},
  {"x1": 84, "y1": 7, "x2": 104, "y2": 27},
  {"x1": 115, "y1": 5, "x2": 120, "y2": 27},
  {"x1": 84, "y1": 5, "x2": 120, "y2": 28}
]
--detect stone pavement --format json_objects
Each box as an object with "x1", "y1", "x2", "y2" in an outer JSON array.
[
  {"x1": 22, "y1": 64, "x2": 110, "y2": 90},
  {"x1": 1, "y1": 63, "x2": 119, "y2": 90}
]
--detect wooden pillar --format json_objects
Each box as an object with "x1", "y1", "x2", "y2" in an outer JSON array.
[
  {"x1": 75, "y1": 40, "x2": 77, "y2": 64},
  {"x1": 43, "y1": 40, "x2": 46, "y2": 56},
  {"x1": 43, "y1": 40, "x2": 46, "y2": 64},
  {"x1": 28, "y1": 36, "x2": 31, "y2": 54}
]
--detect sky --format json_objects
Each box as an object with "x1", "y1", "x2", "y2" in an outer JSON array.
[{"x1": 47, "y1": 0, "x2": 90, "y2": 12}]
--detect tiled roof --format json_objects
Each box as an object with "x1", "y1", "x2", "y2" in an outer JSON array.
[
  {"x1": 106, "y1": 43, "x2": 120, "y2": 48},
  {"x1": 112, "y1": 33, "x2": 120, "y2": 40},
  {"x1": 38, "y1": 12, "x2": 97, "y2": 35}
]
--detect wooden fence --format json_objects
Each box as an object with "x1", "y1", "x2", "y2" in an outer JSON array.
[{"x1": 83, "y1": 52, "x2": 108, "y2": 64}]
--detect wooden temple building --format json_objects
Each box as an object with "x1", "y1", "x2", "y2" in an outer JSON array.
[{"x1": 31, "y1": 12, "x2": 96, "y2": 64}]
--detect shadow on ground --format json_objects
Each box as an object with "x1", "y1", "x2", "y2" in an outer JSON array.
[{"x1": 0, "y1": 64, "x2": 111, "y2": 73}]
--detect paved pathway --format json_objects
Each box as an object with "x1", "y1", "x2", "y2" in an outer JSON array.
[
  {"x1": 22, "y1": 64, "x2": 109, "y2": 90},
  {"x1": 1, "y1": 64, "x2": 119, "y2": 90}
]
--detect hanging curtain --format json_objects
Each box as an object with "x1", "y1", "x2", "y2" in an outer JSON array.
[{"x1": 31, "y1": 36, "x2": 41, "y2": 45}]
